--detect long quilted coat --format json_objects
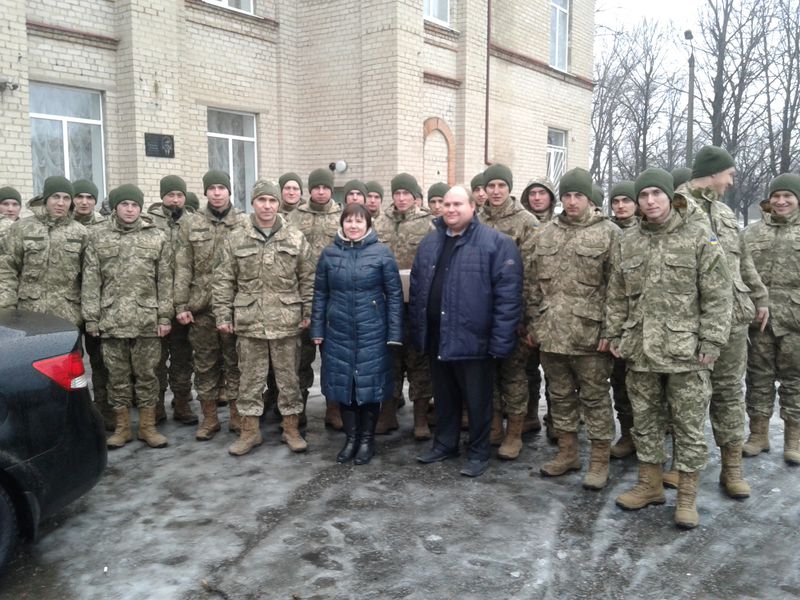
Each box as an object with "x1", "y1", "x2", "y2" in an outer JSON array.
[{"x1": 310, "y1": 228, "x2": 403, "y2": 405}]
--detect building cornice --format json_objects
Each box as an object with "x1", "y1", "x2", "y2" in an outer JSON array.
[
  {"x1": 26, "y1": 21, "x2": 120, "y2": 50},
  {"x1": 489, "y1": 43, "x2": 594, "y2": 91}
]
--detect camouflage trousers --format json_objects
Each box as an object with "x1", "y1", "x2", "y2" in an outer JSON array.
[
  {"x1": 83, "y1": 330, "x2": 108, "y2": 407},
  {"x1": 393, "y1": 318, "x2": 433, "y2": 404},
  {"x1": 237, "y1": 335, "x2": 302, "y2": 417},
  {"x1": 709, "y1": 324, "x2": 747, "y2": 446},
  {"x1": 627, "y1": 369, "x2": 711, "y2": 472},
  {"x1": 298, "y1": 330, "x2": 316, "y2": 401},
  {"x1": 611, "y1": 357, "x2": 632, "y2": 429},
  {"x1": 188, "y1": 311, "x2": 239, "y2": 405},
  {"x1": 540, "y1": 352, "x2": 614, "y2": 441},
  {"x1": 746, "y1": 325, "x2": 800, "y2": 423},
  {"x1": 156, "y1": 319, "x2": 193, "y2": 398},
  {"x1": 101, "y1": 336, "x2": 161, "y2": 409},
  {"x1": 493, "y1": 341, "x2": 529, "y2": 415}
]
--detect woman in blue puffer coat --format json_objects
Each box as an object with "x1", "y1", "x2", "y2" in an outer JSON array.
[{"x1": 311, "y1": 203, "x2": 403, "y2": 464}]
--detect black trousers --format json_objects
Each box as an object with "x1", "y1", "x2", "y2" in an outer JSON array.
[{"x1": 429, "y1": 357, "x2": 495, "y2": 461}]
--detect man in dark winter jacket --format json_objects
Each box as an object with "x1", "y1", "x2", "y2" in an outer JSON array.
[{"x1": 410, "y1": 185, "x2": 523, "y2": 477}]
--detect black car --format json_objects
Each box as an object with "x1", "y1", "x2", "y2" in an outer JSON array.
[{"x1": 0, "y1": 309, "x2": 107, "y2": 571}]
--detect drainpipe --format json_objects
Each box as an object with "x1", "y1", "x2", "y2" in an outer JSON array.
[{"x1": 483, "y1": 0, "x2": 492, "y2": 165}]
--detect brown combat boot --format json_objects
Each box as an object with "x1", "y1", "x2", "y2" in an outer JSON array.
[
  {"x1": 196, "y1": 399, "x2": 221, "y2": 441},
  {"x1": 540, "y1": 431, "x2": 581, "y2": 477},
  {"x1": 522, "y1": 391, "x2": 541, "y2": 434},
  {"x1": 228, "y1": 399, "x2": 241, "y2": 434},
  {"x1": 155, "y1": 392, "x2": 167, "y2": 424},
  {"x1": 413, "y1": 398, "x2": 432, "y2": 440},
  {"x1": 137, "y1": 406, "x2": 168, "y2": 448},
  {"x1": 583, "y1": 441, "x2": 611, "y2": 490},
  {"x1": 325, "y1": 401, "x2": 344, "y2": 430},
  {"x1": 784, "y1": 418, "x2": 800, "y2": 465},
  {"x1": 172, "y1": 393, "x2": 198, "y2": 426},
  {"x1": 281, "y1": 414, "x2": 308, "y2": 453},
  {"x1": 743, "y1": 415, "x2": 771, "y2": 456},
  {"x1": 375, "y1": 398, "x2": 398, "y2": 434},
  {"x1": 611, "y1": 422, "x2": 635, "y2": 459},
  {"x1": 217, "y1": 387, "x2": 228, "y2": 407},
  {"x1": 719, "y1": 443, "x2": 751, "y2": 498},
  {"x1": 490, "y1": 410, "x2": 504, "y2": 446},
  {"x1": 498, "y1": 414, "x2": 525, "y2": 460},
  {"x1": 107, "y1": 408, "x2": 133, "y2": 449},
  {"x1": 615, "y1": 462, "x2": 666, "y2": 510},
  {"x1": 228, "y1": 415, "x2": 263, "y2": 456},
  {"x1": 675, "y1": 470, "x2": 700, "y2": 529}
]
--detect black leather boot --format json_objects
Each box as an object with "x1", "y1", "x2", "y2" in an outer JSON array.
[
  {"x1": 337, "y1": 405, "x2": 359, "y2": 463},
  {"x1": 354, "y1": 404, "x2": 379, "y2": 465}
]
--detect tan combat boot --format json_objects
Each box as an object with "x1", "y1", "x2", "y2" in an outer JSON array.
[
  {"x1": 228, "y1": 399, "x2": 241, "y2": 434},
  {"x1": 196, "y1": 399, "x2": 221, "y2": 441},
  {"x1": 784, "y1": 418, "x2": 800, "y2": 465},
  {"x1": 583, "y1": 441, "x2": 611, "y2": 490},
  {"x1": 413, "y1": 398, "x2": 432, "y2": 441},
  {"x1": 610, "y1": 423, "x2": 635, "y2": 459},
  {"x1": 615, "y1": 462, "x2": 666, "y2": 510},
  {"x1": 719, "y1": 443, "x2": 751, "y2": 498},
  {"x1": 522, "y1": 392, "x2": 541, "y2": 434},
  {"x1": 172, "y1": 392, "x2": 198, "y2": 426},
  {"x1": 540, "y1": 431, "x2": 581, "y2": 477},
  {"x1": 107, "y1": 408, "x2": 133, "y2": 449},
  {"x1": 675, "y1": 470, "x2": 700, "y2": 529},
  {"x1": 325, "y1": 401, "x2": 344, "y2": 431},
  {"x1": 375, "y1": 398, "x2": 398, "y2": 434},
  {"x1": 137, "y1": 406, "x2": 168, "y2": 448},
  {"x1": 490, "y1": 410, "x2": 504, "y2": 446},
  {"x1": 281, "y1": 414, "x2": 308, "y2": 453},
  {"x1": 155, "y1": 391, "x2": 167, "y2": 424},
  {"x1": 228, "y1": 415, "x2": 263, "y2": 456},
  {"x1": 498, "y1": 414, "x2": 525, "y2": 460},
  {"x1": 742, "y1": 415, "x2": 771, "y2": 456}
]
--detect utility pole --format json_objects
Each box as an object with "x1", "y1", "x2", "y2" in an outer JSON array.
[{"x1": 685, "y1": 29, "x2": 695, "y2": 166}]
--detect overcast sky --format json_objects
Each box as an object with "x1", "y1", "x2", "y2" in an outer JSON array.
[{"x1": 595, "y1": 0, "x2": 704, "y2": 34}]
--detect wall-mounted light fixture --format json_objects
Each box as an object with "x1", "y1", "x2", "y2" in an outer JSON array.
[{"x1": 0, "y1": 76, "x2": 20, "y2": 92}]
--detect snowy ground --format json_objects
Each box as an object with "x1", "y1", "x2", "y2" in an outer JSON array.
[{"x1": 1, "y1": 374, "x2": 799, "y2": 600}]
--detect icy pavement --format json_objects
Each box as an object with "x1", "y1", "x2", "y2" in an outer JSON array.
[{"x1": 1, "y1": 386, "x2": 799, "y2": 600}]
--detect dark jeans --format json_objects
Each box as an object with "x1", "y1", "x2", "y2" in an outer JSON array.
[{"x1": 429, "y1": 357, "x2": 494, "y2": 461}]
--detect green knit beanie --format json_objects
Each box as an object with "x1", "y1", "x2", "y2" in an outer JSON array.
[
  {"x1": 308, "y1": 168, "x2": 334, "y2": 190},
  {"x1": 111, "y1": 183, "x2": 144, "y2": 210},
  {"x1": 634, "y1": 168, "x2": 674, "y2": 201},
  {"x1": 72, "y1": 179, "x2": 98, "y2": 200},
  {"x1": 671, "y1": 167, "x2": 693, "y2": 188},
  {"x1": 42, "y1": 176, "x2": 74, "y2": 200},
  {"x1": 160, "y1": 175, "x2": 187, "y2": 198},
  {"x1": 365, "y1": 180, "x2": 384, "y2": 199},
  {"x1": 591, "y1": 184, "x2": 604, "y2": 208},
  {"x1": 691, "y1": 146, "x2": 735, "y2": 179},
  {"x1": 391, "y1": 172, "x2": 419, "y2": 195},
  {"x1": 203, "y1": 169, "x2": 231, "y2": 194},
  {"x1": 279, "y1": 172, "x2": 303, "y2": 194},
  {"x1": 251, "y1": 178, "x2": 280, "y2": 201},
  {"x1": 609, "y1": 181, "x2": 635, "y2": 202},
  {"x1": 427, "y1": 182, "x2": 450, "y2": 200},
  {"x1": 483, "y1": 164, "x2": 513, "y2": 191},
  {"x1": 470, "y1": 172, "x2": 485, "y2": 191},
  {"x1": 185, "y1": 192, "x2": 200, "y2": 211},
  {"x1": 343, "y1": 179, "x2": 368, "y2": 199},
  {"x1": 0, "y1": 186, "x2": 22, "y2": 204},
  {"x1": 768, "y1": 173, "x2": 800, "y2": 203},
  {"x1": 558, "y1": 168, "x2": 592, "y2": 199}
]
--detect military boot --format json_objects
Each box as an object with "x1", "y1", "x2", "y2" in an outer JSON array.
[
  {"x1": 662, "y1": 437, "x2": 679, "y2": 489},
  {"x1": 544, "y1": 413, "x2": 558, "y2": 445},
  {"x1": 325, "y1": 401, "x2": 344, "y2": 431},
  {"x1": 498, "y1": 414, "x2": 525, "y2": 460},
  {"x1": 155, "y1": 391, "x2": 167, "y2": 424},
  {"x1": 615, "y1": 462, "x2": 666, "y2": 510},
  {"x1": 675, "y1": 470, "x2": 700, "y2": 529},
  {"x1": 583, "y1": 441, "x2": 611, "y2": 490},
  {"x1": 196, "y1": 399, "x2": 221, "y2": 441},
  {"x1": 413, "y1": 398, "x2": 432, "y2": 441},
  {"x1": 137, "y1": 406, "x2": 168, "y2": 448},
  {"x1": 540, "y1": 431, "x2": 581, "y2": 477},
  {"x1": 522, "y1": 387, "x2": 541, "y2": 434},
  {"x1": 719, "y1": 443, "x2": 751, "y2": 498},
  {"x1": 281, "y1": 414, "x2": 308, "y2": 453},
  {"x1": 490, "y1": 410, "x2": 504, "y2": 446},
  {"x1": 611, "y1": 421, "x2": 635, "y2": 459},
  {"x1": 107, "y1": 408, "x2": 133, "y2": 449},
  {"x1": 742, "y1": 415, "x2": 771, "y2": 456},
  {"x1": 784, "y1": 418, "x2": 800, "y2": 465},
  {"x1": 172, "y1": 392, "x2": 198, "y2": 426},
  {"x1": 375, "y1": 398, "x2": 398, "y2": 435},
  {"x1": 228, "y1": 415, "x2": 263, "y2": 456},
  {"x1": 228, "y1": 399, "x2": 242, "y2": 434},
  {"x1": 217, "y1": 387, "x2": 228, "y2": 407}
]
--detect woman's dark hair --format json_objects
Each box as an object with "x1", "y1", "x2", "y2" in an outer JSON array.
[{"x1": 340, "y1": 202, "x2": 372, "y2": 229}]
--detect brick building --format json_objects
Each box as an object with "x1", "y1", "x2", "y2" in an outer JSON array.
[{"x1": 0, "y1": 0, "x2": 594, "y2": 212}]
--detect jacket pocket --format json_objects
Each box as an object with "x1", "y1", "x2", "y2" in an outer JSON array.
[
  {"x1": 574, "y1": 245, "x2": 607, "y2": 287},
  {"x1": 533, "y1": 244, "x2": 559, "y2": 281},
  {"x1": 621, "y1": 255, "x2": 644, "y2": 297},
  {"x1": 234, "y1": 245, "x2": 261, "y2": 280},
  {"x1": 665, "y1": 320, "x2": 698, "y2": 360},
  {"x1": 662, "y1": 253, "x2": 696, "y2": 293},
  {"x1": 570, "y1": 302, "x2": 603, "y2": 352},
  {"x1": 732, "y1": 279, "x2": 755, "y2": 324},
  {"x1": 233, "y1": 294, "x2": 258, "y2": 330}
]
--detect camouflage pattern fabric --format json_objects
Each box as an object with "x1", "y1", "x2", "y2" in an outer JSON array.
[
  {"x1": 286, "y1": 199, "x2": 341, "y2": 259},
  {"x1": 189, "y1": 310, "x2": 239, "y2": 405},
  {"x1": 374, "y1": 205, "x2": 432, "y2": 270},
  {"x1": 746, "y1": 327, "x2": 800, "y2": 422},
  {"x1": 492, "y1": 342, "x2": 530, "y2": 415},
  {"x1": 84, "y1": 329, "x2": 109, "y2": 406},
  {"x1": 156, "y1": 320, "x2": 193, "y2": 398},
  {"x1": 236, "y1": 335, "x2": 302, "y2": 417},
  {"x1": 709, "y1": 325, "x2": 748, "y2": 446},
  {"x1": 102, "y1": 336, "x2": 162, "y2": 409},
  {"x1": 611, "y1": 356, "x2": 632, "y2": 429}
]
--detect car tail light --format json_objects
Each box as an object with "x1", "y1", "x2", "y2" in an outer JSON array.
[{"x1": 33, "y1": 350, "x2": 88, "y2": 390}]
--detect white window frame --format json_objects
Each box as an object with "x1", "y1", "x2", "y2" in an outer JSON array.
[
  {"x1": 424, "y1": 0, "x2": 450, "y2": 27},
  {"x1": 207, "y1": 108, "x2": 258, "y2": 213},
  {"x1": 550, "y1": 0, "x2": 570, "y2": 72},
  {"x1": 546, "y1": 128, "x2": 567, "y2": 194},
  {"x1": 201, "y1": 0, "x2": 254, "y2": 16},
  {"x1": 29, "y1": 83, "x2": 107, "y2": 200}
]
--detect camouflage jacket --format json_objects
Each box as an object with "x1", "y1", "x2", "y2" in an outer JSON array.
[
  {"x1": 213, "y1": 214, "x2": 315, "y2": 339},
  {"x1": 528, "y1": 207, "x2": 619, "y2": 354},
  {"x1": 0, "y1": 216, "x2": 11, "y2": 248},
  {"x1": 0, "y1": 213, "x2": 88, "y2": 326},
  {"x1": 612, "y1": 215, "x2": 639, "y2": 230},
  {"x1": 279, "y1": 199, "x2": 306, "y2": 215},
  {"x1": 73, "y1": 211, "x2": 107, "y2": 227},
  {"x1": 147, "y1": 202, "x2": 191, "y2": 252},
  {"x1": 744, "y1": 209, "x2": 800, "y2": 336},
  {"x1": 374, "y1": 205, "x2": 432, "y2": 270},
  {"x1": 174, "y1": 205, "x2": 248, "y2": 315},
  {"x1": 82, "y1": 216, "x2": 173, "y2": 338},
  {"x1": 605, "y1": 205, "x2": 732, "y2": 372},
  {"x1": 676, "y1": 183, "x2": 768, "y2": 327},
  {"x1": 286, "y1": 200, "x2": 341, "y2": 259}
]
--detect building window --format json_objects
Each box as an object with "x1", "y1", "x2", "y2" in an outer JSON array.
[
  {"x1": 207, "y1": 109, "x2": 258, "y2": 213},
  {"x1": 424, "y1": 0, "x2": 450, "y2": 26},
  {"x1": 202, "y1": 0, "x2": 253, "y2": 14},
  {"x1": 546, "y1": 128, "x2": 567, "y2": 191},
  {"x1": 550, "y1": 0, "x2": 569, "y2": 71},
  {"x1": 29, "y1": 83, "x2": 106, "y2": 199}
]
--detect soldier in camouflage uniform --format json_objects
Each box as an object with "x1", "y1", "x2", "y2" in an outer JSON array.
[
  {"x1": 365, "y1": 181, "x2": 384, "y2": 219},
  {"x1": 374, "y1": 173, "x2": 434, "y2": 439},
  {"x1": 214, "y1": 179, "x2": 315, "y2": 456},
  {"x1": 471, "y1": 172, "x2": 488, "y2": 208},
  {"x1": 672, "y1": 146, "x2": 769, "y2": 499},
  {"x1": 0, "y1": 186, "x2": 22, "y2": 225},
  {"x1": 743, "y1": 173, "x2": 800, "y2": 466},
  {"x1": 288, "y1": 168, "x2": 342, "y2": 427},
  {"x1": 148, "y1": 175, "x2": 198, "y2": 426},
  {"x1": 528, "y1": 168, "x2": 618, "y2": 490},
  {"x1": 82, "y1": 184, "x2": 174, "y2": 449},
  {"x1": 174, "y1": 170, "x2": 248, "y2": 441},
  {"x1": 427, "y1": 182, "x2": 449, "y2": 218},
  {"x1": 479, "y1": 164, "x2": 539, "y2": 460},
  {"x1": 279, "y1": 172, "x2": 305, "y2": 215},
  {"x1": 607, "y1": 168, "x2": 732, "y2": 529},
  {"x1": 343, "y1": 180, "x2": 368, "y2": 205},
  {"x1": 0, "y1": 176, "x2": 87, "y2": 327}
]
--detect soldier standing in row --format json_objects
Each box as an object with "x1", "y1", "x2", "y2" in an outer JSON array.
[
  {"x1": 279, "y1": 172, "x2": 305, "y2": 215},
  {"x1": 365, "y1": 181, "x2": 383, "y2": 219},
  {"x1": 343, "y1": 180, "x2": 367, "y2": 205},
  {"x1": 427, "y1": 182, "x2": 449, "y2": 218},
  {"x1": 0, "y1": 186, "x2": 22, "y2": 226},
  {"x1": 471, "y1": 172, "x2": 488, "y2": 208}
]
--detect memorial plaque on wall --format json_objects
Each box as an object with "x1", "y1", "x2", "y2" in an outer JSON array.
[{"x1": 144, "y1": 133, "x2": 175, "y2": 158}]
